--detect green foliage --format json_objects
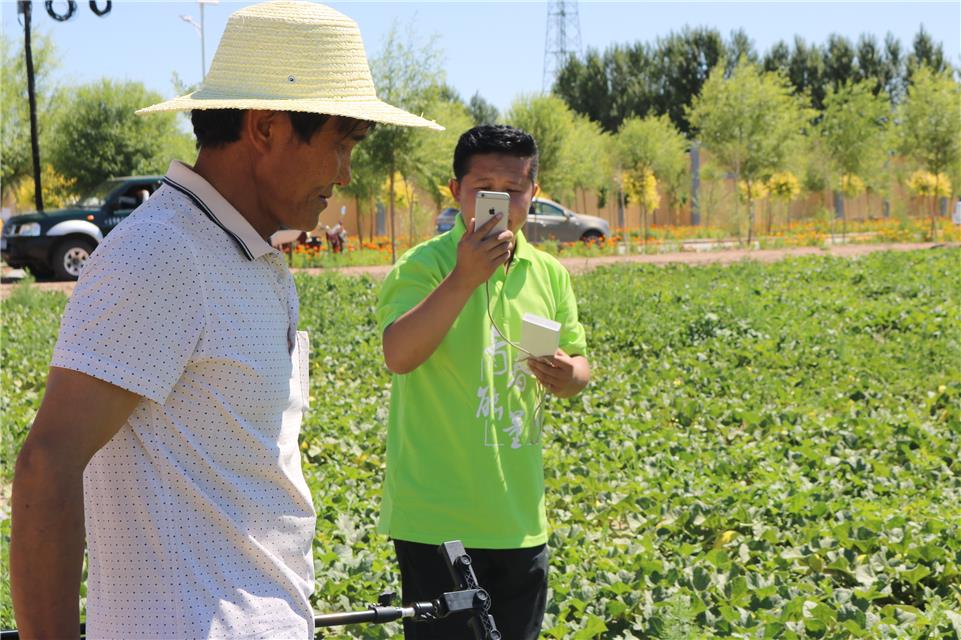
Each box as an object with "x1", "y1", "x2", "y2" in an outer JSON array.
[
  {"x1": 504, "y1": 95, "x2": 610, "y2": 207},
  {"x1": 0, "y1": 31, "x2": 62, "y2": 202},
  {"x1": 558, "y1": 28, "x2": 951, "y2": 133},
  {"x1": 898, "y1": 67, "x2": 961, "y2": 191},
  {"x1": 905, "y1": 27, "x2": 950, "y2": 84},
  {"x1": 467, "y1": 92, "x2": 499, "y2": 126},
  {"x1": 553, "y1": 27, "x2": 746, "y2": 134},
  {"x1": 567, "y1": 116, "x2": 612, "y2": 203},
  {"x1": 2, "y1": 250, "x2": 960, "y2": 638},
  {"x1": 819, "y1": 81, "x2": 892, "y2": 191},
  {"x1": 365, "y1": 20, "x2": 445, "y2": 257},
  {"x1": 616, "y1": 115, "x2": 688, "y2": 204},
  {"x1": 506, "y1": 93, "x2": 577, "y2": 198},
  {"x1": 410, "y1": 98, "x2": 475, "y2": 211},
  {"x1": 48, "y1": 79, "x2": 194, "y2": 194},
  {"x1": 689, "y1": 60, "x2": 811, "y2": 188}
]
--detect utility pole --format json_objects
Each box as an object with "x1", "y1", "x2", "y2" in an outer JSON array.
[
  {"x1": 181, "y1": 0, "x2": 219, "y2": 81},
  {"x1": 16, "y1": 0, "x2": 113, "y2": 213},
  {"x1": 17, "y1": 1, "x2": 43, "y2": 213},
  {"x1": 542, "y1": 0, "x2": 582, "y2": 93}
]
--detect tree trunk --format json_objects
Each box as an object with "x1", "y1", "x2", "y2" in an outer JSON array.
[
  {"x1": 389, "y1": 169, "x2": 396, "y2": 264},
  {"x1": 733, "y1": 171, "x2": 742, "y2": 245},
  {"x1": 746, "y1": 195, "x2": 754, "y2": 246},
  {"x1": 354, "y1": 197, "x2": 363, "y2": 243},
  {"x1": 408, "y1": 196, "x2": 416, "y2": 249},
  {"x1": 642, "y1": 207, "x2": 649, "y2": 251}
]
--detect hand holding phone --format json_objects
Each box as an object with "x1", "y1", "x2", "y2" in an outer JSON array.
[{"x1": 474, "y1": 191, "x2": 510, "y2": 237}]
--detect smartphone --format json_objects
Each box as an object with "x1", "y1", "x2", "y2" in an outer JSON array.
[{"x1": 474, "y1": 191, "x2": 510, "y2": 236}]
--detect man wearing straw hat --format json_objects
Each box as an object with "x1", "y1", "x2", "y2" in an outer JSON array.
[{"x1": 10, "y1": 2, "x2": 439, "y2": 639}]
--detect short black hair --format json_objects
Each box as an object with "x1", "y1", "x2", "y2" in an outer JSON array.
[
  {"x1": 190, "y1": 109, "x2": 373, "y2": 149},
  {"x1": 452, "y1": 124, "x2": 539, "y2": 182}
]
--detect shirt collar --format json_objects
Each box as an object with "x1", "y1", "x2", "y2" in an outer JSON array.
[
  {"x1": 162, "y1": 161, "x2": 274, "y2": 261},
  {"x1": 451, "y1": 212, "x2": 533, "y2": 265}
]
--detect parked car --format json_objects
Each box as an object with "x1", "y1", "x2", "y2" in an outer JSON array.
[
  {"x1": 434, "y1": 198, "x2": 609, "y2": 243},
  {"x1": 525, "y1": 198, "x2": 609, "y2": 243},
  {"x1": 435, "y1": 207, "x2": 459, "y2": 234},
  {"x1": 1, "y1": 175, "x2": 163, "y2": 280}
]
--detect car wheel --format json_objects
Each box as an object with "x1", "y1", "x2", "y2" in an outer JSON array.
[
  {"x1": 580, "y1": 230, "x2": 604, "y2": 243},
  {"x1": 52, "y1": 237, "x2": 96, "y2": 281}
]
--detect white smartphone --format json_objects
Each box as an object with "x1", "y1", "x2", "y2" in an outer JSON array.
[{"x1": 474, "y1": 190, "x2": 510, "y2": 236}]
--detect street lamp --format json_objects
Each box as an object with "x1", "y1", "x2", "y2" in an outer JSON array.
[{"x1": 180, "y1": 0, "x2": 218, "y2": 81}]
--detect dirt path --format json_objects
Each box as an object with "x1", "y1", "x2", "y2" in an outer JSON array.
[{"x1": 3, "y1": 242, "x2": 955, "y2": 299}]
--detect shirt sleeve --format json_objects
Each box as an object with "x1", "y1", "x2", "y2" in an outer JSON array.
[
  {"x1": 375, "y1": 248, "x2": 444, "y2": 335},
  {"x1": 553, "y1": 265, "x2": 587, "y2": 356},
  {"x1": 51, "y1": 221, "x2": 206, "y2": 404}
]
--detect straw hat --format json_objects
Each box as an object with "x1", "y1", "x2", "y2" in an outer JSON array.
[{"x1": 137, "y1": 1, "x2": 443, "y2": 130}]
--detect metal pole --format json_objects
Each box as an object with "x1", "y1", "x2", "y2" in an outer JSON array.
[
  {"x1": 20, "y1": 0, "x2": 44, "y2": 212},
  {"x1": 690, "y1": 141, "x2": 701, "y2": 226},
  {"x1": 200, "y1": 1, "x2": 206, "y2": 79}
]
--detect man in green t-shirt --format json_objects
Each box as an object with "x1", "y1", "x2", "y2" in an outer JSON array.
[{"x1": 376, "y1": 125, "x2": 591, "y2": 639}]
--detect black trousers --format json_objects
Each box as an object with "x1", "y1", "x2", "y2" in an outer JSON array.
[{"x1": 393, "y1": 539, "x2": 549, "y2": 640}]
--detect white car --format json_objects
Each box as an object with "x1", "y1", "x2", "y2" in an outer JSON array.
[{"x1": 435, "y1": 198, "x2": 609, "y2": 242}]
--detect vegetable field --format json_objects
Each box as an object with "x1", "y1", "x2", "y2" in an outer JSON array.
[{"x1": 2, "y1": 248, "x2": 959, "y2": 638}]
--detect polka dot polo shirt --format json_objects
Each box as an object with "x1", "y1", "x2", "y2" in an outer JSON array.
[{"x1": 51, "y1": 161, "x2": 316, "y2": 639}]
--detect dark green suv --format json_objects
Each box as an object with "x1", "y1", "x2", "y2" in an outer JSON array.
[{"x1": 1, "y1": 176, "x2": 163, "y2": 280}]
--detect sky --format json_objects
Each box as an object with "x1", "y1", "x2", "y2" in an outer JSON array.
[{"x1": 1, "y1": 1, "x2": 959, "y2": 113}]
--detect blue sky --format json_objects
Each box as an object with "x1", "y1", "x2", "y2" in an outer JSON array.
[{"x1": 2, "y1": 1, "x2": 959, "y2": 112}]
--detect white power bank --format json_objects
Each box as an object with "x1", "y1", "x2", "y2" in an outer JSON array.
[{"x1": 521, "y1": 313, "x2": 561, "y2": 365}]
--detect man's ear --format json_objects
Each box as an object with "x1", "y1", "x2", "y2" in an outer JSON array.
[
  {"x1": 531, "y1": 182, "x2": 540, "y2": 199},
  {"x1": 245, "y1": 110, "x2": 284, "y2": 155},
  {"x1": 448, "y1": 177, "x2": 461, "y2": 202}
]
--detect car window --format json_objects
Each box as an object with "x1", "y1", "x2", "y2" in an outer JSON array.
[
  {"x1": 534, "y1": 201, "x2": 566, "y2": 218},
  {"x1": 119, "y1": 183, "x2": 158, "y2": 207},
  {"x1": 75, "y1": 180, "x2": 125, "y2": 208}
]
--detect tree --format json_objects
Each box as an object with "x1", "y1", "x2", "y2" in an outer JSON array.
[
  {"x1": 410, "y1": 96, "x2": 474, "y2": 233},
  {"x1": 616, "y1": 115, "x2": 688, "y2": 239},
  {"x1": 688, "y1": 60, "x2": 811, "y2": 243},
  {"x1": 553, "y1": 48, "x2": 614, "y2": 131},
  {"x1": 648, "y1": 27, "x2": 727, "y2": 133},
  {"x1": 334, "y1": 136, "x2": 382, "y2": 242},
  {"x1": 48, "y1": 80, "x2": 193, "y2": 195},
  {"x1": 823, "y1": 34, "x2": 857, "y2": 95},
  {"x1": 725, "y1": 29, "x2": 758, "y2": 71},
  {"x1": 881, "y1": 33, "x2": 905, "y2": 102},
  {"x1": 505, "y1": 94, "x2": 577, "y2": 200},
  {"x1": 787, "y1": 36, "x2": 827, "y2": 110},
  {"x1": 366, "y1": 21, "x2": 444, "y2": 262},
  {"x1": 1, "y1": 32, "x2": 61, "y2": 205},
  {"x1": 467, "y1": 92, "x2": 499, "y2": 126},
  {"x1": 906, "y1": 26, "x2": 949, "y2": 82},
  {"x1": 819, "y1": 80, "x2": 892, "y2": 224},
  {"x1": 766, "y1": 171, "x2": 801, "y2": 231},
  {"x1": 566, "y1": 115, "x2": 611, "y2": 213},
  {"x1": 899, "y1": 67, "x2": 961, "y2": 235},
  {"x1": 554, "y1": 28, "x2": 739, "y2": 135}
]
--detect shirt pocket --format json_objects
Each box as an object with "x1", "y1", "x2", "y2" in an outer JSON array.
[{"x1": 295, "y1": 330, "x2": 310, "y2": 410}]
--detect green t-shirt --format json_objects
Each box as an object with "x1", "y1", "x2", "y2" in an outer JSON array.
[{"x1": 376, "y1": 215, "x2": 587, "y2": 548}]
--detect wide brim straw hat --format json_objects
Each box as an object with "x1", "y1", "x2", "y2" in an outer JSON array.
[{"x1": 137, "y1": 1, "x2": 443, "y2": 130}]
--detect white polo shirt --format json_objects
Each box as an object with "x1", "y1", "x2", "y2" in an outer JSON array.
[{"x1": 51, "y1": 161, "x2": 316, "y2": 639}]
